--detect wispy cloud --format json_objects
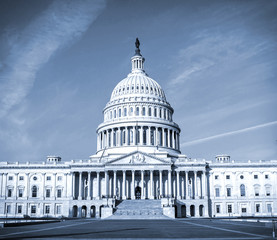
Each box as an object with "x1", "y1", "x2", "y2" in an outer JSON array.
[
  {"x1": 0, "y1": 0, "x2": 106, "y2": 118},
  {"x1": 168, "y1": 33, "x2": 269, "y2": 88},
  {"x1": 181, "y1": 121, "x2": 277, "y2": 147}
]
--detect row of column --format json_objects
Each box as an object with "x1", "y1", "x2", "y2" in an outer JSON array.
[
  {"x1": 73, "y1": 170, "x2": 207, "y2": 200},
  {"x1": 97, "y1": 126, "x2": 180, "y2": 151},
  {"x1": 0, "y1": 173, "x2": 70, "y2": 199}
]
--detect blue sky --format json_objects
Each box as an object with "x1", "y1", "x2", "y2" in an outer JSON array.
[{"x1": 0, "y1": 0, "x2": 276, "y2": 163}]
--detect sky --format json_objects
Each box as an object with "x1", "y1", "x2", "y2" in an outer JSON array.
[{"x1": 0, "y1": 0, "x2": 276, "y2": 163}]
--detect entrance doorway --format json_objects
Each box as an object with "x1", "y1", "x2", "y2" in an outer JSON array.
[{"x1": 135, "y1": 186, "x2": 141, "y2": 199}]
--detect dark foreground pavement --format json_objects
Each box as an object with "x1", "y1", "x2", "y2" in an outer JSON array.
[{"x1": 0, "y1": 218, "x2": 273, "y2": 239}]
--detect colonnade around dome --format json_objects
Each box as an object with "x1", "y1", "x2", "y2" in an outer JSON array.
[{"x1": 97, "y1": 125, "x2": 180, "y2": 152}]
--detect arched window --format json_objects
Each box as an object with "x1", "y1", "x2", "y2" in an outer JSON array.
[
  {"x1": 110, "y1": 111, "x2": 112, "y2": 119},
  {"x1": 142, "y1": 107, "x2": 145, "y2": 116},
  {"x1": 124, "y1": 108, "x2": 127, "y2": 116},
  {"x1": 163, "y1": 109, "x2": 166, "y2": 119},
  {"x1": 149, "y1": 107, "x2": 151, "y2": 116},
  {"x1": 159, "y1": 108, "x2": 162, "y2": 118},
  {"x1": 119, "y1": 109, "x2": 121, "y2": 117},
  {"x1": 114, "y1": 110, "x2": 116, "y2": 118},
  {"x1": 154, "y1": 108, "x2": 157, "y2": 117},
  {"x1": 136, "y1": 107, "x2": 139, "y2": 116},
  {"x1": 240, "y1": 184, "x2": 245, "y2": 197},
  {"x1": 32, "y1": 186, "x2": 38, "y2": 198}
]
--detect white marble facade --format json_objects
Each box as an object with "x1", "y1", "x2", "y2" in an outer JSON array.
[{"x1": 0, "y1": 40, "x2": 276, "y2": 219}]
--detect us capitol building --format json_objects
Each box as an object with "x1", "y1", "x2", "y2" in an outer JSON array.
[{"x1": 0, "y1": 39, "x2": 276, "y2": 219}]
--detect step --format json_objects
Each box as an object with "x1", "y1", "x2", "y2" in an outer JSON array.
[{"x1": 109, "y1": 200, "x2": 168, "y2": 219}]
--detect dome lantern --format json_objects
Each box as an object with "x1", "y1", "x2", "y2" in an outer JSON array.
[{"x1": 131, "y1": 38, "x2": 145, "y2": 74}]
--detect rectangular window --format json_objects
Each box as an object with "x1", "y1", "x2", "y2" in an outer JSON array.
[
  {"x1": 215, "y1": 188, "x2": 220, "y2": 197},
  {"x1": 46, "y1": 176, "x2": 51, "y2": 181},
  {"x1": 215, "y1": 175, "x2": 219, "y2": 180},
  {"x1": 256, "y1": 204, "x2": 260, "y2": 213},
  {"x1": 265, "y1": 174, "x2": 269, "y2": 179},
  {"x1": 57, "y1": 189, "x2": 62, "y2": 198},
  {"x1": 267, "y1": 204, "x2": 272, "y2": 213},
  {"x1": 227, "y1": 188, "x2": 231, "y2": 197},
  {"x1": 254, "y1": 175, "x2": 258, "y2": 179},
  {"x1": 46, "y1": 189, "x2": 51, "y2": 198},
  {"x1": 31, "y1": 205, "x2": 36, "y2": 214},
  {"x1": 8, "y1": 189, "x2": 12, "y2": 197},
  {"x1": 226, "y1": 175, "x2": 230, "y2": 180},
  {"x1": 17, "y1": 205, "x2": 22, "y2": 214},
  {"x1": 216, "y1": 205, "x2": 220, "y2": 213},
  {"x1": 8, "y1": 176, "x2": 13, "y2": 181},
  {"x1": 6, "y1": 205, "x2": 11, "y2": 214},
  {"x1": 57, "y1": 176, "x2": 62, "y2": 181},
  {"x1": 45, "y1": 205, "x2": 50, "y2": 214},
  {"x1": 241, "y1": 207, "x2": 247, "y2": 213},
  {"x1": 18, "y1": 189, "x2": 23, "y2": 198},
  {"x1": 56, "y1": 205, "x2": 61, "y2": 214},
  {"x1": 227, "y1": 204, "x2": 232, "y2": 213},
  {"x1": 19, "y1": 176, "x2": 24, "y2": 181},
  {"x1": 266, "y1": 188, "x2": 271, "y2": 196}
]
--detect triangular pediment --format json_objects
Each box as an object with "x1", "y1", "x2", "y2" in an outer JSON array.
[{"x1": 106, "y1": 151, "x2": 170, "y2": 166}]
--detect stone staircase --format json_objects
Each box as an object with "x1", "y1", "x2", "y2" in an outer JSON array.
[{"x1": 109, "y1": 199, "x2": 167, "y2": 219}]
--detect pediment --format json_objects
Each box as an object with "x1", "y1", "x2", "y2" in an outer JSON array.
[{"x1": 106, "y1": 151, "x2": 170, "y2": 166}]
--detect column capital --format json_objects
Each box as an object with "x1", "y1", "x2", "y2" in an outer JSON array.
[
  {"x1": 14, "y1": 173, "x2": 19, "y2": 176},
  {"x1": 25, "y1": 173, "x2": 29, "y2": 176}
]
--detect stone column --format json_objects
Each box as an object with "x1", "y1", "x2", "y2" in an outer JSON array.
[
  {"x1": 111, "y1": 129, "x2": 114, "y2": 147},
  {"x1": 0, "y1": 173, "x2": 3, "y2": 197},
  {"x1": 78, "y1": 172, "x2": 82, "y2": 200},
  {"x1": 148, "y1": 127, "x2": 151, "y2": 145},
  {"x1": 167, "y1": 129, "x2": 170, "y2": 148},
  {"x1": 159, "y1": 170, "x2": 163, "y2": 198},
  {"x1": 155, "y1": 127, "x2": 159, "y2": 146},
  {"x1": 202, "y1": 171, "x2": 206, "y2": 198},
  {"x1": 162, "y1": 128, "x2": 166, "y2": 147},
  {"x1": 96, "y1": 172, "x2": 100, "y2": 199},
  {"x1": 105, "y1": 171, "x2": 109, "y2": 197},
  {"x1": 150, "y1": 170, "x2": 154, "y2": 199},
  {"x1": 141, "y1": 170, "x2": 145, "y2": 199},
  {"x1": 53, "y1": 173, "x2": 57, "y2": 199},
  {"x1": 122, "y1": 170, "x2": 126, "y2": 199},
  {"x1": 168, "y1": 170, "x2": 172, "y2": 197},
  {"x1": 194, "y1": 171, "x2": 198, "y2": 199},
  {"x1": 185, "y1": 171, "x2": 189, "y2": 199},
  {"x1": 133, "y1": 126, "x2": 136, "y2": 145},
  {"x1": 87, "y1": 172, "x2": 91, "y2": 200},
  {"x1": 113, "y1": 171, "x2": 117, "y2": 197},
  {"x1": 72, "y1": 173, "x2": 75, "y2": 200},
  {"x1": 14, "y1": 173, "x2": 18, "y2": 199},
  {"x1": 25, "y1": 173, "x2": 29, "y2": 199},
  {"x1": 172, "y1": 131, "x2": 175, "y2": 149},
  {"x1": 63, "y1": 173, "x2": 68, "y2": 198},
  {"x1": 42, "y1": 173, "x2": 46, "y2": 199},
  {"x1": 125, "y1": 127, "x2": 128, "y2": 145},
  {"x1": 176, "y1": 171, "x2": 180, "y2": 199},
  {"x1": 131, "y1": 170, "x2": 135, "y2": 199}
]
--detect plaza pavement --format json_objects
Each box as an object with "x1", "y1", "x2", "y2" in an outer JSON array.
[{"x1": 0, "y1": 218, "x2": 273, "y2": 239}]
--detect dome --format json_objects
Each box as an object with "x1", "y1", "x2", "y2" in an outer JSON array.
[
  {"x1": 96, "y1": 39, "x2": 181, "y2": 156},
  {"x1": 110, "y1": 72, "x2": 166, "y2": 101}
]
